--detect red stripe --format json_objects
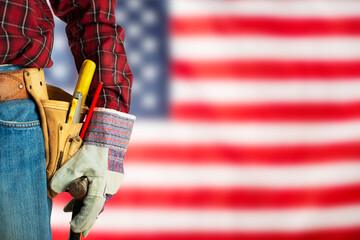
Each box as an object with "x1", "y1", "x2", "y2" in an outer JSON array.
[
  {"x1": 86, "y1": 135, "x2": 128, "y2": 145},
  {"x1": 171, "y1": 102, "x2": 360, "y2": 122},
  {"x1": 172, "y1": 60, "x2": 360, "y2": 79},
  {"x1": 171, "y1": 17, "x2": 360, "y2": 36},
  {"x1": 89, "y1": 126, "x2": 131, "y2": 135},
  {"x1": 92, "y1": 117, "x2": 134, "y2": 127},
  {"x1": 54, "y1": 184, "x2": 360, "y2": 209},
  {"x1": 126, "y1": 142, "x2": 360, "y2": 165},
  {"x1": 52, "y1": 227, "x2": 360, "y2": 240}
]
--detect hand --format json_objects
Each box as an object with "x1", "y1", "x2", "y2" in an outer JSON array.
[{"x1": 50, "y1": 107, "x2": 135, "y2": 237}]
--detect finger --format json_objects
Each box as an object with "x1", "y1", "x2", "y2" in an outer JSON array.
[
  {"x1": 70, "y1": 195, "x2": 105, "y2": 233},
  {"x1": 50, "y1": 166, "x2": 84, "y2": 193},
  {"x1": 63, "y1": 199, "x2": 75, "y2": 212},
  {"x1": 82, "y1": 218, "x2": 97, "y2": 238}
]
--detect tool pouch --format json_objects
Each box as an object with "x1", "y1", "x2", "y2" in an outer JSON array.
[{"x1": 23, "y1": 68, "x2": 88, "y2": 198}]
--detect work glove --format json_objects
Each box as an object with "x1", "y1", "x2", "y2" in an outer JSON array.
[{"x1": 50, "y1": 107, "x2": 135, "y2": 237}]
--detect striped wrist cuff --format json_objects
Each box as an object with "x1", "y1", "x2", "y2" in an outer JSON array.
[{"x1": 84, "y1": 108, "x2": 135, "y2": 152}]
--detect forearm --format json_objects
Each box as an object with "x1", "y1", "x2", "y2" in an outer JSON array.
[{"x1": 50, "y1": 0, "x2": 133, "y2": 112}]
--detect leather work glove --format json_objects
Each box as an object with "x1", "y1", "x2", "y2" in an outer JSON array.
[{"x1": 50, "y1": 107, "x2": 136, "y2": 237}]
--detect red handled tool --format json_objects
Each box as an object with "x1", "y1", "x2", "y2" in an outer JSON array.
[{"x1": 79, "y1": 82, "x2": 103, "y2": 139}]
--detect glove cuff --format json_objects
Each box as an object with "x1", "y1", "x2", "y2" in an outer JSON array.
[{"x1": 84, "y1": 108, "x2": 136, "y2": 152}]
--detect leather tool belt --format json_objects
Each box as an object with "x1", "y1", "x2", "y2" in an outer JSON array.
[
  {"x1": 0, "y1": 68, "x2": 88, "y2": 198},
  {"x1": 0, "y1": 68, "x2": 30, "y2": 102}
]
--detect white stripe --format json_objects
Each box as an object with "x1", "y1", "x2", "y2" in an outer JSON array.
[
  {"x1": 132, "y1": 120, "x2": 360, "y2": 145},
  {"x1": 94, "y1": 107, "x2": 136, "y2": 120},
  {"x1": 120, "y1": 162, "x2": 360, "y2": 188},
  {"x1": 171, "y1": 80, "x2": 360, "y2": 104},
  {"x1": 170, "y1": 0, "x2": 360, "y2": 17},
  {"x1": 51, "y1": 204, "x2": 360, "y2": 231},
  {"x1": 21, "y1": 0, "x2": 29, "y2": 36},
  {"x1": 171, "y1": 37, "x2": 360, "y2": 60}
]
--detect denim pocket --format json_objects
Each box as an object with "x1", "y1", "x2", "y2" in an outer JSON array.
[{"x1": 0, "y1": 98, "x2": 40, "y2": 126}]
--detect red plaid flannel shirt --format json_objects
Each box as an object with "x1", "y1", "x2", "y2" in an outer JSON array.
[{"x1": 0, "y1": 0, "x2": 132, "y2": 113}]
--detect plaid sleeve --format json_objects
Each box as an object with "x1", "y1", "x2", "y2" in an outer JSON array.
[{"x1": 49, "y1": 0, "x2": 133, "y2": 113}]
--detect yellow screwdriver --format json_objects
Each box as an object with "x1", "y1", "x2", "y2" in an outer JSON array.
[{"x1": 67, "y1": 59, "x2": 96, "y2": 123}]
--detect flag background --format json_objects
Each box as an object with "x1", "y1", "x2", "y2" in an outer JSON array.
[{"x1": 48, "y1": 0, "x2": 360, "y2": 239}]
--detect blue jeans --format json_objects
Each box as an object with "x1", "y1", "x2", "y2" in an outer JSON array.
[{"x1": 0, "y1": 97, "x2": 52, "y2": 237}]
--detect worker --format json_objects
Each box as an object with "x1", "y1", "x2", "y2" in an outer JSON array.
[{"x1": 0, "y1": 1, "x2": 135, "y2": 239}]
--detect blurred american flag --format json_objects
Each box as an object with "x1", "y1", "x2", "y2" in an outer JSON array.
[{"x1": 49, "y1": 0, "x2": 360, "y2": 239}]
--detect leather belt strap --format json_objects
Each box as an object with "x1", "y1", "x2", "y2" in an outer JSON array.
[{"x1": 0, "y1": 68, "x2": 30, "y2": 102}]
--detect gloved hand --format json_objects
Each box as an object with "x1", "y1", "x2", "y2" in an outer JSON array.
[{"x1": 50, "y1": 107, "x2": 135, "y2": 237}]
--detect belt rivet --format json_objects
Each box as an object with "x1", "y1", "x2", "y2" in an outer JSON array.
[{"x1": 19, "y1": 84, "x2": 23, "y2": 89}]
